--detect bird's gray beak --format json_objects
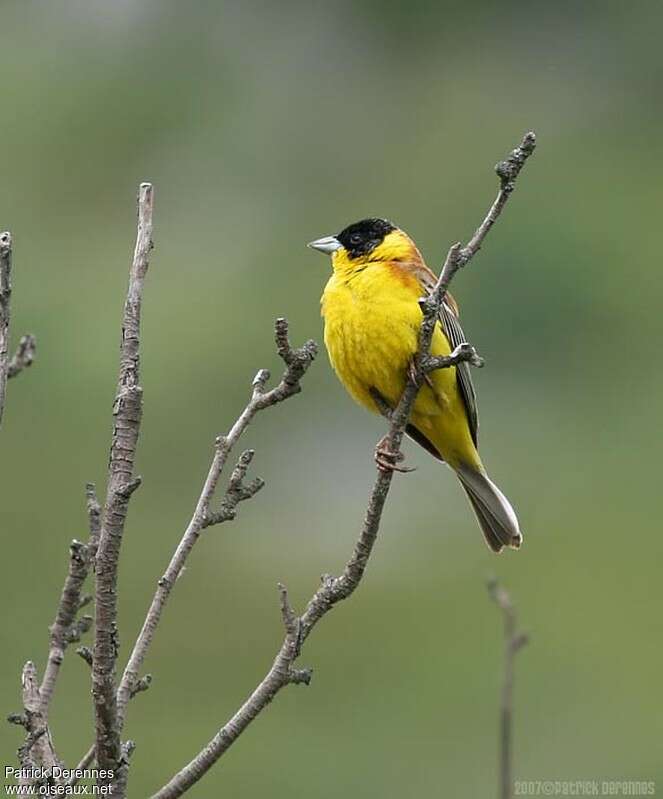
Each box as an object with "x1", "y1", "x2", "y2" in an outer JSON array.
[{"x1": 307, "y1": 235, "x2": 342, "y2": 255}]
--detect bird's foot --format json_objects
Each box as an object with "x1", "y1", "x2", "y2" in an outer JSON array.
[
  {"x1": 374, "y1": 435, "x2": 416, "y2": 474},
  {"x1": 407, "y1": 357, "x2": 433, "y2": 389}
]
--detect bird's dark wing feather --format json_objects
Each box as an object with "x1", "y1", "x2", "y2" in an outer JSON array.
[
  {"x1": 405, "y1": 422, "x2": 444, "y2": 461},
  {"x1": 411, "y1": 263, "x2": 480, "y2": 446},
  {"x1": 440, "y1": 300, "x2": 479, "y2": 446},
  {"x1": 369, "y1": 386, "x2": 444, "y2": 462}
]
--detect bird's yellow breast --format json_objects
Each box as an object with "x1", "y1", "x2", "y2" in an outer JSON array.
[
  {"x1": 322, "y1": 264, "x2": 422, "y2": 408},
  {"x1": 321, "y1": 261, "x2": 478, "y2": 468}
]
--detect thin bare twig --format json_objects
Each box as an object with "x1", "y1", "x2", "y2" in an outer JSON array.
[
  {"x1": 93, "y1": 183, "x2": 154, "y2": 793},
  {"x1": 459, "y1": 131, "x2": 536, "y2": 268},
  {"x1": 85, "y1": 481, "x2": 103, "y2": 563},
  {"x1": 0, "y1": 231, "x2": 13, "y2": 428},
  {"x1": 423, "y1": 341, "x2": 485, "y2": 373},
  {"x1": 38, "y1": 482, "x2": 99, "y2": 718},
  {"x1": 39, "y1": 541, "x2": 93, "y2": 714},
  {"x1": 150, "y1": 131, "x2": 536, "y2": 799},
  {"x1": 9, "y1": 662, "x2": 60, "y2": 785},
  {"x1": 9, "y1": 485, "x2": 100, "y2": 787},
  {"x1": 0, "y1": 233, "x2": 36, "y2": 429},
  {"x1": 8, "y1": 333, "x2": 37, "y2": 378},
  {"x1": 487, "y1": 578, "x2": 529, "y2": 799}
]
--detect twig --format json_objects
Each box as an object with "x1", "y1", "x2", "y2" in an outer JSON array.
[
  {"x1": 487, "y1": 578, "x2": 529, "y2": 799},
  {"x1": 0, "y1": 233, "x2": 36, "y2": 430},
  {"x1": 0, "y1": 231, "x2": 13, "y2": 428},
  {"x1": 92, "y1": 183, "x2": 154, "y2": 793},
  {"x1": 8, "y1": 334, "x2": 37, "y2": 378},
  {"x1": 10, "y1": 662, "x2": 60, "y2": 785},
  {"x1": 150, "y1": 131, "x2": 536, "y2": 799},
  {"x1": 458, "y1": 131, "x2": 536, "y2": 268},
  {"x1": 69, "y1": 319, "x2": 316, "y2": 784},
  {"x1": 76, "y1": 646, "x2": 94, "y2": 668},
  {"x1": 116, "y1": 320, "x2": 314, "y2": 719},
  {"x1": 423, "y1": 342, "x2": 485, "y2": 373},
  {"x1": 85, "y1": 481, "x2": 102, "y2": 562},
  {"x1": 115, "y1": 320, "x2": 314, "y2": 724},
  {"x1": 201, "y1": 450, "x2": 265, "y2": 528},
  {"x1": 9, "y1": 484, "x2": 100, "y2": 787},
  {"x1": 39, "y1": 539, "x2": 94, "y2": 715},
  {"x1": 37, "y1": 484, "x2": 99, "y2": 718}
]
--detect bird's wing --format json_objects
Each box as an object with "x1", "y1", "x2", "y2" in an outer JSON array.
[
  {"x1": 413, "y1": 264, "x2": 479, "y2": 447},
  {"x1": 440, "y1": 298, "x2": 479, "y2": 446},
  {"x1": 370, "y1": 386, "x2": 444, "y2": 462}
]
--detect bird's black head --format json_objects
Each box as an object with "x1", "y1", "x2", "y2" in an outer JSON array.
[{"x1": 336, "y1": 218, "x2": 396, "y2": 260}]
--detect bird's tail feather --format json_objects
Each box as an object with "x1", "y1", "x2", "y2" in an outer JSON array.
[{"x1": 456, "y1": 464, "x2": 522, "y2": 553}]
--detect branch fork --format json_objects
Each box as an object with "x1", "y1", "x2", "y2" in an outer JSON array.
[
  {"x1": 202, "y1": 449, "x2": 265, "y2": 528},
  {"x1": 422, "y1": 342, "x2": 485, "y2": 375}
]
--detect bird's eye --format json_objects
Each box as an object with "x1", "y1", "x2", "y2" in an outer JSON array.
[{"x1": 350, "y1": 233, "x2": 362, "y2": 245}]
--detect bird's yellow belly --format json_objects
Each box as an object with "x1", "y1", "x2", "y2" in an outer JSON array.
[{"x1": 321, "y1": 271, "x2": 478, "y2": 468}]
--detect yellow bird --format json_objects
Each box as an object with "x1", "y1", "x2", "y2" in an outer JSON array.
[{"x1": 309, "y1": 218, "x2": 522, "y2": 553}]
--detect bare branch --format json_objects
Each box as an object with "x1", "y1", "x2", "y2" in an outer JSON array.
[
  {"x1": 8, "y1": 333, "x2": 36, "y2": 378},
  {"x1": 129, "y1": 674, "x2": 153, "y2": 699},
  {"x1": 149, "y1": 131, "x2": 536, "y2": 799},
  {"x1": 9, "y1": 483, "x2": 101, "y2": 789},
  {"x1": 277, "y1": 583, "x2": 297, "y2": 638},
  {"x1": 76, "y1": 646, "x2": 93, "y2": 668},
  {"x1": 86, "y1": 482, "x2": 102, "y2": 560},
  {"x1": 487, "y1": 578, "x2": 529, "y2": 799},
  {"x1": 202, "y1": 450, "x2": 265, "y2": 528},
  {"x1": 61, "y1": 319, "x2": 315, "y2": 794},
  {"x1": 0, "y1": 233, "x2": 36, "y2": 430},
  {"x1": 0, "y1": 231, "x2": 13, "y2": 428},
  {"x1": 13, "y1": 662, "x2": 60, "y2": 784},
  {"x1": 423, "y1": 342, "x2": 485, "y2": 373},
  {"x1": 39, "y1": 538, "x2": 94, "y2": 715},
  {"x1": 115, "y1": 320, "x2": 315, "y2": 731},
  {"x1": 459, "y1": 131, "x2": 536, "y2": 267},
  {"x1": 48, "y1": 318, "x2": 318, "y2": 785},
  {"x1": 93, "y1": 183, "x2": 154, "y2": 792}
]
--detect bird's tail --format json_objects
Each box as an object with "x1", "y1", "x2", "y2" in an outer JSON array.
[{"x1": 456, "y1": 464, "x2": 522, "y2": 553}]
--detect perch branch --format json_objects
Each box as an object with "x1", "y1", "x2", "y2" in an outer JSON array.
[
  {"x1": 150, "y1": 131, "x2": 536, "y2": 799},
  {"x1": 423, "y1": 342, "x2": 485, "y2": 373},
  {"x1": 487, "y1": 578, "x2": 529, "y2": 799},
  {"x1": 92, "y1": 183, "x2": 154, "y2": 791},
  {"x1": 458, "y1": 131, "x2": 536, "y2": 268}
]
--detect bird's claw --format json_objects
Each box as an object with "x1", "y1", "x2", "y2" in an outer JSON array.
[
  {"x1": 374, "y1": 436, "x2": 416, "y2": 474},
  {"x1": 407, "y1": 358, "x2": 433, "y2": 389}
]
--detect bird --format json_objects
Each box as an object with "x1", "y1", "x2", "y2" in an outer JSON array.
[{"x1": 308, "y1": 217, "x2": 522, "y2": 553}]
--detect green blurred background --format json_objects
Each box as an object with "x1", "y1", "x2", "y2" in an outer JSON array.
[{"x1": 1, "y1": 0, "x2": 661, "y2": 795}]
